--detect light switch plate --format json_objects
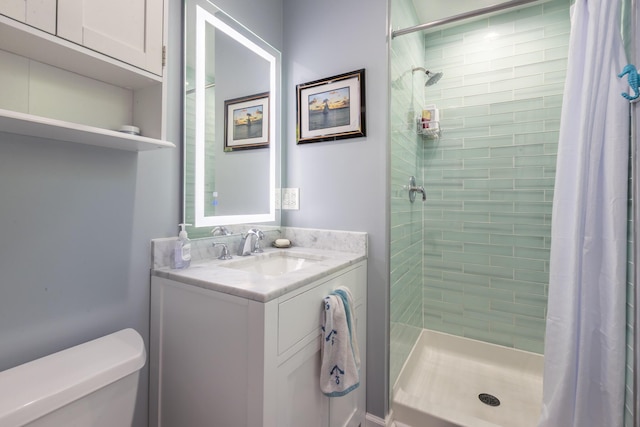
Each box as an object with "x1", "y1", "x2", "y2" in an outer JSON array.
[{"x1": 282, "y1": 188, "x2": 299, "y2": 210}]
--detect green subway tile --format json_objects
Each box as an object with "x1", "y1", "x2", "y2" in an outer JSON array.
[
  {"x1": 515, "y1": 269, "x2": 550, "y2": 284},
  {"x1": 465, "y1": 90, "x2": 513, "y2": 107},
  {"x1": 493, "y1": 51, "x2": 543, "y2": 69},
  {"x1": 514, "y1": 223, "x2": 552, "y2": 237},
  {"x1": 491, "y1": 255, "x2": 546, "y2": 271},
  {"x1": 442, "y1": 230, "x2": 490, "y2": 243},
  {"x1": 491, "y1": 300, "x2": 545, "y2": 318},
  {"x1": 464, "y1": 283, "x2": 515, "y2": 301},
  {"x1": 490, "y1": 74, "x2": 544, "y2": 92},
  {"x1": 492, "y1": 121, "x2": 544, "y2": 135},
  {"x1": 492, "y1": 320, "x2": 543, "y2": 341},
  {"x1": 424, "y1": 287, "x2": 443, "y2": 301},
  {"x1": 514, "y1": 314, "x2": 546, "y2": 331},
  {"x1": 443, "y1": 290, "x2": 491, "y2": 310},
  {"x1": 443, "y1": 190, "x2": 490, "y2": 201},
  {"x1": 465, "y1": 112, "x2": 514, "y2": 127},
  {"x1": 425, "y1": 299, "x2": 464, "y2": 316},
  {"x1": 443, "y1": 271, "x2": 491, "y2": 287},
  {"x1": 424, "y1": 219, "x2": 464, "y2": 231},
  {"x1": 425, "y1": 239, "x2": 464, "y2": 253},
  {"x1": 466, "y1": 178, "x2": 514, "y2": 189},
  {"x1": 443, "y1": 169, "x2": 489, "y2": 179},
  {"x1": 514, "y1": 291, "x2": 548, "y2": 307},
  {"x1": 464, "y1": 157, "x2": 514, "y2": 169},
  {"x1": 545, "y1": 45, "x2": 569, "y2": 61},
  {"x1": 514, "y1": 82, "x2": 565, "y2": 99},
  {"x1": 492, "y1": 233, "x2": 546, "y2": 248},
  {"x1": 515, "y1": 246, "x2": 550, "y2": 260},
  {"x1": 443, "y1": 313, "x2": 490, "y2": 330},
  {"x1": 443, "y1": 250, "x2": 491, "y2": 265},
  {"x1": 464, "y1": 221, "x2": 514, "y2": 234},
  {"x1": 426, "y1": 279, "x2": 464, "y2": 292},
  {"x1": 544, "y1": 142, "x2": 558, "y2": 154},
  {"x1": 545, "y1": 119, "x2": 561, "y2": 131},
  {"x1": 464, "y1": 262, "x2": 514, "y2": 279},
  {"x1": 514, "y1": 131, "x2": 559, "y2": 145},
  {"x1": 514, "y1": 201, "x2": 552, "y2": 214},
  {"x1": 443, "y1": 105, "x2": 490, "y2": 119},
  {"x1": 464, "y1": 134, "x2": 514, "y2": 149},
  {"x1": 464, "y1": 240, "x2": 514, "y2": 255},
  {"x1": 490, "y1": 190, "x2": 544, "y2": 202},
  {"x1": 490, "y1": 144, "x2": 545, "y2": 157},
  {"x1": 491, "y1": 98, "x2": 544, "y2": 114},
  {"x1": 465, "y1": 307, "x2": 514, "y2": 324},
  {"x1": 514, "y1": 107, "x2": 561, "y2": 122},
  {"x1": 453, "y1": 210, "x2": 496, "y2": 225},
  {"x1": 464, "y1": 67, "x2": 514, "y2": 85},
  {"x1": 425, "y1": 200, "x2": 464, "y2": 210},
  {"x1": 443, "y1": 147, "x2": 490, "y2": 159},
  {"x1": 544, "y1": 70, "x2": 566, "y2": 85},
  {"x1": 465, "y1": 200, "x2": 514, "y2": 212},
  {"x1": 491, "y1": 277, "x2": 546, "y2": 295},
  {"x1": 492, "y1": 212, "x2": 546, "y2": 225},
  {"x1": 515, "y1": 178, "x2": 556, "y2": 188}
]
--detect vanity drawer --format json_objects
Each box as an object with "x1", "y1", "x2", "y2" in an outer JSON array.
[{"x1": 277, "y1": 263, "x2": 365, "y2": 354}]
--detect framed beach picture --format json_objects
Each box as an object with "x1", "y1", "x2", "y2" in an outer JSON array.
[
  {"x1": 224, "y1": 92, "x2": 270, "y2": 151},
  {"x1": 296, "y1": 69, "x2": 366, "y2": 144}
]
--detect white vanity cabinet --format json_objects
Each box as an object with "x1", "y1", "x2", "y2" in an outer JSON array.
[
  {"x1": 0, "y1": 0, "x2": 55, "y2": 33},
  {"x1": 149, "y1": 260, "x2": 367, "y2": 427},
  {"x1": 0, "y1": 0, "x2": 172, "y2": 151},
  {"x1": 57, "y1": 0, "x2": 163, "y2": 75}
]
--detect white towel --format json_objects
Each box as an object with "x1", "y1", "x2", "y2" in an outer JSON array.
[{"x1": 320, "y1": 286, "x2": 360, "y2": 397}]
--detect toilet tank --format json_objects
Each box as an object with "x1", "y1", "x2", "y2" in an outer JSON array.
[{"x1": 0, "y1": 328, "x2": 146, "y2": 427}]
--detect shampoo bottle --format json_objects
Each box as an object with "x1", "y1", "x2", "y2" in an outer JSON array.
[{"x1": 171, "y1": 223, "x2": 192, "y2": 269}]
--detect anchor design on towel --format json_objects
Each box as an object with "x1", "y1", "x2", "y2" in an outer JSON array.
[
  {"x1": 330, "y1": 365, "x2": 345, "y2": 384},
  {"x1": 618, "y1": 64, "x2": 640, "y2": 101},
  {"x1": 325, "y1": 329, "x2": 337, "y2": 345}
]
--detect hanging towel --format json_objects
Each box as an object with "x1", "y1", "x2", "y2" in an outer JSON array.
[{"x1": 320, "y1": 286, "x2": 360, "y2": 397}]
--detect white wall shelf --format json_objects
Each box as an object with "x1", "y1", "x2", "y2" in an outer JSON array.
[{"x1": 0, "y1": 109, "x2": 175, "y2": 152}]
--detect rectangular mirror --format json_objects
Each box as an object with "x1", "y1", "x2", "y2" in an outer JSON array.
[{"x1": 184, "y1": 0, "x2": 281, "y2": 235}]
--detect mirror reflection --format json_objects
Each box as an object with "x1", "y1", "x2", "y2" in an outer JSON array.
[{"x1": 184, "y1": 0, "x2": 281, "y2": 235}]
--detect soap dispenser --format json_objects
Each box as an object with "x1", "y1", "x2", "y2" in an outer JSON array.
[{"x1": 171, "y1": 223, "x2": 192, "y2": 269}]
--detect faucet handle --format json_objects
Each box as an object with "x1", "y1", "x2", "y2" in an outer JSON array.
[
  {"x1": 248, "y1": 228, "x2": 264, "y2": 253},
  {"x1": 211, "y1": 226, "x2": 231, "y2": 236},
  {"x1": 213, "y1": 242, "x2": 232, "y2": 260}
]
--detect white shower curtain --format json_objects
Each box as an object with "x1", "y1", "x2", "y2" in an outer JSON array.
[{"x1": 538, "y1": 0, "x2": 630, "y2": 426}]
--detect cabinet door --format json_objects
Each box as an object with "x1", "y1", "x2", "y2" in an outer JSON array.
[
  {"x1": 57, "y1": 0, "x2": 163, "y2": 75},
  {"x1": 277, "y1": 337, "x2": 329, "y2": 427},
  {"x1": 0, "y1": 0, "x2": 56, "y2": 33}
]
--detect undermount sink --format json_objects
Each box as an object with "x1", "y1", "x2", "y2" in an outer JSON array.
[{"x1": 223, "y1": 251, "x2": 325, "y2": 277}]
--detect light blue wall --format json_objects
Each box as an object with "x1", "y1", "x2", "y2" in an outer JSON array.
[
  {"x1": 0, "y1": 1, "x2": 282, "y2": 426},
  {"x1": 282, "y1": 0, "x2": 390, "y2": 418}
]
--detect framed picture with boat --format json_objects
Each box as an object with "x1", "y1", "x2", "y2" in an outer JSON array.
[
  {"x1": 296, "y1": 69, "x2": 366, "y2": 144},
  {"x1": 224, "y1": 92, "x2": 270, "y2": 151}
]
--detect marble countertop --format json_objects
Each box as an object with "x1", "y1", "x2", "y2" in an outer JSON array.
[{"x1": 152, "y1": 246, "x2": 366, "y2": 303}]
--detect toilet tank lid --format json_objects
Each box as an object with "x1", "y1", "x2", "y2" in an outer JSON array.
[{"x1": 0, "y1": 328, "x2": 146, "y2": 427}]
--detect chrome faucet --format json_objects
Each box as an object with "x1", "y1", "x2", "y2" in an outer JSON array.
[
  {"x1": 211, "y1": 226, "x2": 231, "y2": 236},
  {"x1": 238, "y1": 228, "x2": 264, "y2": 256},
  {"x1": 213, "y1": 242, "x2": 232, "y2": 260}
]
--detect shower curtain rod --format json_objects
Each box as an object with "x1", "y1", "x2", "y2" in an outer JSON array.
[{"x1": 391, "y1": 0, "x2": 539, "y2": 38}]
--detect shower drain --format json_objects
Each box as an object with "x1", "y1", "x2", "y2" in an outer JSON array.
[{"x1": 478, "y1": 393, "x2": 501, "y2": 407}]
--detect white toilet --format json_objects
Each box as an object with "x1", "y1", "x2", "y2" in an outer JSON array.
[{"x1": 0, "y1": 328, "x2": 146, "y2": 427}]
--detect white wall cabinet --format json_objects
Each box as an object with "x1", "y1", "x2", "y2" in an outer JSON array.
[
  {"x1": 0, "y1": 0, "x2": 56, "y2": 34},
  {"x1": 57, "y1": 0, "x2": 163, "y2": 75},
  {"x1": 150, "y1": 261, "x2": 367, "y2": 427},
  {"x1": 0, "y1": 0, "x2": 172, "y2": 151}
]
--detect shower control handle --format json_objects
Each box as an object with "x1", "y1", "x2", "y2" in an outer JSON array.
[{"x1": 408, "y1": 176, "x2": 426, "y2": 203}]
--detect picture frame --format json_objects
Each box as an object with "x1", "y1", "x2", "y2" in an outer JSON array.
[
  {"x1": 224, "y1": 92, "x2": 270, "y2": 151},
  {"x1": 296, "y1": 69, "x2": 366, "y2": 144}
]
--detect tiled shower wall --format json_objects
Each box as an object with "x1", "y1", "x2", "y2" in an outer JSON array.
[
  {"x1": 419, "y1": 0, "x2": 570, "y2": 354},
  {"x1": 389, "y1": 0, "x2": 425, "y2": 389}
]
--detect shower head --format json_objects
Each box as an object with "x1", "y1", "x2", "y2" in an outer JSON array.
[{"x1": 412, "y1": 67, "x2": 444, "y2": 87}]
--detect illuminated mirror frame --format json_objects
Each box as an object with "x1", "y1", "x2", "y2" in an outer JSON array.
[{"x1": 193, "y1": 4, "x2": 277, "y2": 227}]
